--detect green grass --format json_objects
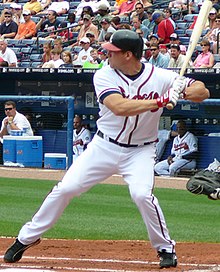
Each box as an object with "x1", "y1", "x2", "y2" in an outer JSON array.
[{"x1": 0, "y1": 177, "x2": 219, "y2": 243}]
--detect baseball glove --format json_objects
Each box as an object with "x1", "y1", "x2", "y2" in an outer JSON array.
[{"x1": 186, "y1": 169, "x2": 220, "y2": 200}]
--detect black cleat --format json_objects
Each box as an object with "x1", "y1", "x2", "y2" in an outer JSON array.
[
  {"x1": 158, "y1": 249, "x2": 177, "y2": 268},
  {"x1": 4, "y1": 238, "x2": 41, "y2": 263}
]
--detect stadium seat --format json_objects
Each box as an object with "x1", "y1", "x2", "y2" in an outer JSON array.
[
  {"x1": 19, "y1": 61, "x2": 31, "y2": 68},
  {"x1": 179, "y1": 36, "x2": 190, "y2": 45},
  {"x1": 175, "y1": 29, "x2": 185, "y2": 36},
  {"x1": 21, "y1": 47, "x2": 33, "y2": 61},
  {"x1": 183, "y1": 14, "x2": 198, "y2": 22},
  {"x1": 176, "y1": 22, "x2": 189, "y2": 30},
  {"x1": 30, "y1": 54, "x2": 43, "y2": 62},
  {"x1": 31, "y1": 61, "x2": 42, "y2": 68}
]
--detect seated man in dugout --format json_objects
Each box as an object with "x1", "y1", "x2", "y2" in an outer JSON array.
[{"x1": 154, "y1": 120, "x2": 198, "y2": 177}]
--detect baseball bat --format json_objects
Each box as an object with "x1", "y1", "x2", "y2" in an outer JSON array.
[{"x1": 166, "y1": 0, "x2": 213, "y2": 110}]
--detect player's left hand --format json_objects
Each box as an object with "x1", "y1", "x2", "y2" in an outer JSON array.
[
  {"x1": 173, "y1": 76, "x2": 187, "y2": 93},
  {"x1": 157, "y1": 88, "x2": 179, "y2": 108}
]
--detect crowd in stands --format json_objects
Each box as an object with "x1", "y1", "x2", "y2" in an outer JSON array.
[{"x1": 0, "y1": 0, "x2": 219, "y2": 68}]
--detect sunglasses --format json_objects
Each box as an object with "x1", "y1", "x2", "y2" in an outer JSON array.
[
  {"x1": 136, "y1": 7, "x2": 142, "y2": 9},
  {"x1": 150, "y1": 48, "x2": 158, "y2": 51},
  {"x1": 4, "y1": 15, "x2": 12, "y2": 18},
  {"x1": 5, "y1": 107, "x2": 13, "y2": 111},
  {"x1": 201, "y1": 44, "x2": 208, "y2": 46}
]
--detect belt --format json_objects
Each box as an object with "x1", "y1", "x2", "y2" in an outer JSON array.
[{"x1": 97, "y1": 130, "x2": 156, "y2": 148}]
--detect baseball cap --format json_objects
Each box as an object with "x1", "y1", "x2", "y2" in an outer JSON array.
[
  {"x1": 4, "y1": 10, "x2": 12, "y2": 15},
  {"x1": 98, "y1": 3, "x2": 108, "y2": 11},
  {"x1": 146, "y1": 8, "x2": 154, "y2": 14},
  {"x1": 83, "y1": 14, "x2": 91, "y2": 20},
  {"x1": 148, "y1": 34, "x2": 159, "y2": 40},
  {"x1": 98, "y1": 49, "x2": 107, "y2": 55},
  {"x1": 102, "y1": 29, "x2": 143, "y2": 59},
  {"x1": 180, "y1": 45, "x2": 186, "y2": 53},
  {"x1": 159, "y1": 44, "x2": 167, "y2": 49},
  {"x1": 101, "y1": 18, "x2": 110, "y2": 24},
  {"x1": 170, "y1": 44, "x2": 180, "y2": 50},
  {"x1": 80, "y1": 37, "x2": 90, "y2": 44},
  {"x1": 170, "y1": 33, "x2": 179, "y2": 40},
  {"x1": 209, "y1": 8, "x2": 217, "y2": 14},
  {"x1": 10, "y1": 3, "x2": 22, "y2": 9},
  {"x1": 152, "y1": 11, "x2": 162, "y2": 21},
  {"x1": 23, "y1": 10, "x2": 31, "y2": 15}
]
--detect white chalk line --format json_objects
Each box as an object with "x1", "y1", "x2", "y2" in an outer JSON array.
[{"x1": 1, "y1": 255, "x2": 220, "y2": 271}]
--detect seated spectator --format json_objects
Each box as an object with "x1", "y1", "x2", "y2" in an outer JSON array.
[
  {"x1": 0, "y1": 38, "x2": 17, "y2": 67},
  {"x1": 76, "y1": 4, "x2": 95, "y2": 22},
  {"x1": 148, "y1": 43, "x2": 169, "y2": 68},
  {"x1": 131, "y1": 2, "x2": 148, "y2": 22},
  {"x1": 142, "y1": 8, "x2": 156, "y2": 34},
  {"x1": 89, "y1": 48, "x2": 102, "y2": 64},
  {"x1": 163, "y1": 8, "x2": 176, "y2": 30},
  {"x1": 53, "y1": 37, "x2": 63, "y2": 51},
  {"x1": 41, "y1": 0, "x2": 69, "y2": 15},
  {"x1": 92, "y1": 3, "x2": 111, "y2": 30},
  {"x1": 152, "y1": 10, "x2": 174, "y2": 44},
  {"x1": 111, "y1": 0, "x2": 137, "y2": 18},
  {"x1": 10, "y1": 3, "x2": 25, "y2": 25},
  {"x1": 0, "y1": 10, "x2": 18, "y2": 39},
  {"x1": 57, "y1": 22, "x2": 73, "y2": 42},
  {"x1": 204, "y1": 13, "x2": 220, "y2": 54},
  {"x1": 98, "y1": 48, "x2": 108, "y2": 66},
  {"x1": 98, "y1": 17, "x2": 116, "y2": 44},
  {"x1": 72, "y1": 115, "x2": 91, "y2": 162},
  {"x1": 168, "y1": 0, "x2": 187, "y2": 10},
  {"x1": 0, "y1": 101, "x2": 33, "y2": 142},
  {"x1": 169, "y1": 33, "x2": 180, "y2": 46},
  {"x1": 180, "y1": 44, "x2": 186, "y2": 55},
  {"x1": 60, "y1": 50, "x2": 74, "y2": 67},
  {"x1": 131, "y1": 15, "x2": 149, "y2": 39},
  {"x1": 36, "y1": 10, "x2": 61, "y2": 39},
  {"x1": 205, "y1": 8, "x2": 218, "y2": 30},
  {"x1": 42, "y1": 48, "x2": 64, "y2": 67},
  {"x1": 23, "y1": 0, "x2": 42, "y2": 15},
  {"x1": 193, "y1": 39, "x2": 215, "y2": 68},
  {"x1": 72, "y1": 14, "x2": 99, "y2": 47},
  {"x1": 159, "y1": 44, "x2": 170, "y2": 59},
  {"x1": 14, "y1": 10, "x2": 36, "y2": 39},
  {"x1": 72, "y1": 37, "x2": 93, "y2": 66},
  {"x1": 168, "y1": 44, "x2": 192, "y2": 68},
  {"x1": 42, "y1": 41, "x2": 52, "y2": 63},
  {"x1": 38, "y1": 0, "x2": 51, "y2": 11},
  {"x1": 110, "y1": 16, "x2": 121, "y2": 30},
  {"x1": 66, "y1": 13, "x2": 77, "y2": 28},
  {"x1": 154, "y1": 120, "x2": 198, "y2": 177}
]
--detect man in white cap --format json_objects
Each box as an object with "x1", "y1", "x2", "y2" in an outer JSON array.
[
  {"x1": 10, "y1": 3, "x2": 25, "y2": 24},
  {"x1": 15, "y1": 10, "x2": 36, "y2": 39},
  {"x1": 72, "y1": 37, "x2": 93, "y2": 66}
]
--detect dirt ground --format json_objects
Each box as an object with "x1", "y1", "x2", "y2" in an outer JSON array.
[{"x1": 0, "y1": 167, "x2": 219, "y2": 272}]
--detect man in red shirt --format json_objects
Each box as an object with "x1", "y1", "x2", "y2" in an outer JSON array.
[
  {"x1": 152, "y1": 10, "x2": 174, "y2": 44},
  {"x1": 112, "y1": 0, "x2": 136, "y2": 17}
]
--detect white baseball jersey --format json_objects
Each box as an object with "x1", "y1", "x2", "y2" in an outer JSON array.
[
  {"x1": 73, "y1": 127, "x2": 91, "y2": 157},
  {"x1": 171, "y1": 131, "x2": 198, "y2": 160},
  {"x1": 94, "y1": 63, "x2": 194, "y2": 145}
]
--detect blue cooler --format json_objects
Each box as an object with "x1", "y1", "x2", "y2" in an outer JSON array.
[
  {"x1": 44, "y1": 153, "x2": 67, "y2": 170},
  {"x1": 16, "y1": 136, "x2": 43, "y2": 168},
  {"x1": 3, "y1": 136, "x2": 18, "y2": 163}
]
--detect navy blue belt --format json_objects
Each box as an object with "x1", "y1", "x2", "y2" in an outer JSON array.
[{"x1": 97, "y1": 130, "x2": 156, "y2": 148}]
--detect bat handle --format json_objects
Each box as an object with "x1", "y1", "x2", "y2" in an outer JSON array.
[{"x1": 166, "y1": 102, "x2": 175, "y2": 110}]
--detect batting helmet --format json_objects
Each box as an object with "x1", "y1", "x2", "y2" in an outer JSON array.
[{"x1": 102, "y1": 30, "x2": 143, "y2": 60}]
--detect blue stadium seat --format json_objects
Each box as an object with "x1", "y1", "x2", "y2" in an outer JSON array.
[
  {"x1": 179, "y1": 36, "x2": 190, "y2": 45},
  {"x1": 19, "y1": 61, "x2": 31, "y2": 67},
  {"x1": 183, "y1": 14, "x2": 198, "y2": 22},
  {"x1": 30, "y1": 54, "x2": 43, "y2": 62}
]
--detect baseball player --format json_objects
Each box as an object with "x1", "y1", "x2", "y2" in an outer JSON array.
[
  {"x1": 154, "y1": 120, "x2": 198, "y2": 176},
  {"x1": 4, "y1": 30, "x2": 209, "y2": 269},
  {"x1": 73, "y1": 115, "x2": 91, "y2": 161}
]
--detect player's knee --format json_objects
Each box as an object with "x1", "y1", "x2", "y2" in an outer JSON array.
[
  {"x1": 130, "y1": 188, "x2": 150, "y2": 205},
  {"x1": 55, "y1": 181, "x2": 83, "y2": 198}
]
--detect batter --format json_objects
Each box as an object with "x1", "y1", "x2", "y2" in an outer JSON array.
[{"x1": 4, "y1": 30, "x2": 209, "y2": 269}]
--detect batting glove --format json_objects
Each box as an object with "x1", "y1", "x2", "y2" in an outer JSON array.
[
  {"x1": 156, "y1": 88, "x2": 179, "y2": 108},
  {"x1": 173, "y1": 76, "x2": 187, "y2": 93}
]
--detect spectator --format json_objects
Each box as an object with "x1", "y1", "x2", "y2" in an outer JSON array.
[
  {"x1": 72, "y1": 37, "x2": 93, "y2": 66},
  {"x1": 93, "y1": 3, "x2": 111, "y2": 29},
  {"x1": 57, "y1": 22, "x2": 73, "y2": 42},
  {"x1": 98, "y1": 18, "x2": 116, "y2": 43},
  {"x1": 154, "y1": 120, "x2": 198, "y2": 177},
  {"x1": 73, "y1": 115, "x2": 91, "y2": 162},
  {"x1": 10, "y1": 3, "x2": 25, "y2": 25},
  {"x1": 204, "y1": 13, "x2": 220, "y2": 54},
  {"x1": 193, "y1": 39, "x2": 215, "y2": 68},
  {"x1": 148, "y1": 43, "x2": 169, "y2": 68},
  {"x1": 60, "y1": 50, "x2": 74, "y2": 67},
  {"x1": 159, "y1": 44, "x2": 170, "y2": 59},
  {"x1": 36, "y1": 10, "x2": 61, "y2": 38},
  {"x1": 132, "y1": 2, "x2": 148, "y2": 22},
  {"x1": 152, "y1": 10, "x2": 174, "y2": 44},
  {"x1": 98, "y1": 48, "x2": 108, "y2": 66},
  {"x1": 0, "y1": 10, "x2": 18, "y2": 39},
  {"x1": 163, "y1": 8, "x2": 176, "y2": 30},
  {"x1": 14, "y1": 10, "x2": 36, "y2": 39},
  {"x1": 86, "y1": 31, "x2": 100, "y2": 49},
  {"x1": 66, "y1": 13, "x2": 77, "y2": 28},
  {"x1": 53, "y1": 38, "x2": 63, "y2": 52},
  {"x1": 168, "y1": 0, "x2": 187, "y2": 10},
  {"x1": 110, "y1": 16, "x2": 121, "y2": 30},
  {"x1": 89, "y1": 48, "x2": 102, "y2": 64},
  {"x1": 0, "y1": 38, "x2": 17, "y2": 67},
  {"x1": 23, "y1": 0, "x2": 42, "y2": 15},
  {"x1": 148, "y1": 33, "x2": 159, "y2": 46},
  {"x1": 42, "y1": 48, "x2": 64, "y2": 67},
  {"x1": 169, "y1": 33, "x2": 180, "y2": 45},
  {"x1": 42, "y1": 41, "x2": 52, "y2": 63},
  {"x1": 74, "y1": 14, "x2": 99, "y2": 46},
  {"x1": 206, "y1": 8, "x2": 218, "y2": 30},
  {"x1": 0, "y1": 101, "x2": 33, "y2": 141},
  {"x1": 42, "y1": 0, "x2": 69, "y2": 15},
  {"x1": 38, "y1": 0, "x2": 51, "y2": 11},
  {"x1": 131, "y1": 15, "x2": 149, "y2": 38},
  {"x1": 76, "y1": 4, "x2": 95, "y2": 22},
  {"x1": 180, "y1": 44, "x2": 187, "y2": 55},
  {"x1": 142, "y1": 8, "x2": 156, "y2": 34},
  {"x1": 111, "y1": 0, "x2": 137, "y2": 18},
  {"x1": 168, "y1": 44, "x2": 192, "y2": 68}
]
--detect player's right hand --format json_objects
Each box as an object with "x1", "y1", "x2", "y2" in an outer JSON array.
[{"x1": 156, "y1": 88, "x2": 179, "y2": 108}]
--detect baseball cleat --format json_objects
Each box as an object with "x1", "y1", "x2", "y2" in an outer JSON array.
[
  {"x1": 4, "y1": 238, "x2": 41, "y2": 263},
  {"x1": 158, "y1": 249, "x2": 177, "y2": 268}
]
